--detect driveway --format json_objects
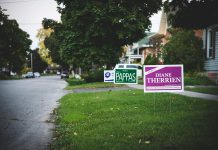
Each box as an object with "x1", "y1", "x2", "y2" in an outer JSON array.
[{"x1": 0, "y1": 76, "x2": 67, "y2": 150}]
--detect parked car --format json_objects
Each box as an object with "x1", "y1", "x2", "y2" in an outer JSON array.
[
  {"x1": 25, "y1": 72, "x2": 35, "y2": 78},
  {"x1": 61, "y1": 71, "x2": 69, "y2": 79},
  {"x1": 34, "y1": 72, "x2": 40, "y2": 77},
  {"x1": 114, "y1": 64, "x2": 142, "y2": 77}
]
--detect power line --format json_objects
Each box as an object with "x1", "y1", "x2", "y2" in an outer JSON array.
[
  {"x1": 19, "y1": 23, "x2": 41, "y2": 25},
  {"x1": 19, "y1": 24, "x2": 41, "y2": 26},
  {"x1": 0, "y1": 0, "x2": 44, "y2": 4}
]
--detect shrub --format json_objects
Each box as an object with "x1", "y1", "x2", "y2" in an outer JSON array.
[
  {"x1": 144, "y1": 54, "x2": 159, "y2": 65},
  {"x1": 81, "y1": 69, "x2": 104, "y2": 83},
  {"x1": 66, "y1": 78, "x2": 85, "y2": 86},
  {"x1": 184, "y1": 73, "x2": 215, "y2": 85}
]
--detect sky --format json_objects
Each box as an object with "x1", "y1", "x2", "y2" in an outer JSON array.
[{"x1": 0, "y1": 0, "x2": 161, "y2": 49}]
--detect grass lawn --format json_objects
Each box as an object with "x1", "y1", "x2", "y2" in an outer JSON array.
[
  {"x1": 65, "y1": 78, "x2": 126, "y2": 90},
  {"x1": 185, "y1": 87, "x2": 218, "y2": 95},
  {"x1": 52, "y1": 90, "x2": 218, "y2": 150},
  {"x1": 138, "y1": 77, "x2": 143, "y2": 85},
  {"x1": 41, "y1": 73, "x2": 56, "y2": 76},
  {"x1": 184, "y1": 76, "x2": 216, "y2": 85}
]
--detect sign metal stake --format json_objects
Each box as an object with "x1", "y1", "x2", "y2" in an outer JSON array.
[{"x1": 153, "y1": 93, "x2": 156, "y2": 115}]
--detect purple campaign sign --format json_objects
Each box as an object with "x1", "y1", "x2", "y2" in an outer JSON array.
[{"x1": 144, "y1": 65, "x2": 184, "y2": 93}]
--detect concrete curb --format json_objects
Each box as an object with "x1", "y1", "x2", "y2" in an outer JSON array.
[{"x1": 71, "y1": 87, "x2": 131, "y2": 93}]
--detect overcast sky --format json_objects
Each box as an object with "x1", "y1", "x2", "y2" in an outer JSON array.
[
  {"x1": 1, "y1": 0, "x2": 161, "y2": 49},
  {"x1": 1, "y1": 0, "x2": 61, "y2": 49}
]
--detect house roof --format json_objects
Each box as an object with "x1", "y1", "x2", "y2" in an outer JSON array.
[
  {"x1": 138, "y1": 32, "x2": 155, "y2": 45},
  {"x1": 131, "y1": 9, "x2": 167, "y2": 50},
  {"x1": 134, "y1": 32, "x2": 156, "y2": 48}
]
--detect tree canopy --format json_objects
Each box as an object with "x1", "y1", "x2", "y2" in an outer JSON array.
[
  {"x1": 36, "y1": 27, "x2": 53, "y2": 65},
  {"x1": 42, "y1": 18, "x2": 59, "y2": 29},
  {"x1": 164, "y1": 0, "x2": 218, "y2": 29},
  {"x1": 0, "y1": 7, "x2": 32, "y2": 73},
  {"x1": 29, "y1": 49, "x2": 48, "y2": 73},
  {"x1": 162, "y1": 28, "x2": 204, "y2": 72},
  {"x1": 41, "y1": 18, "x2": 69, "y2": 69},
  {"x1": 51, "y1": 0, "x2": 162, "y2": 70}
]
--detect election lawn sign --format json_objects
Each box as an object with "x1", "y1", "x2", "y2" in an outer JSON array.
[
  {"x1": 144, "y1": 65, "x2": 184, "y2": 93},
  {"x1": 114, "y1": 69, "x2": 138, "y2": 84},
  {"x1": 104, "y1": 70, "x2": 114, "y2": 82}
]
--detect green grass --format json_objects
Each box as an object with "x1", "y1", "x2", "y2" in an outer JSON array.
[
  {"x1": 185, "y1": 87, "x2": 218, "y2": 95},
  {"x1": 65, "y1": 78, "x2": 126, "y2": 90},
  {"x1": 184, "y1": 76, "x2": 215, "y2": 85},
  {"x1": 41, "y1": 73, "x2": 56, "y2": 76},
  {"x1": 138, "y1": 77, "x2": 143, "y2": 85},
  {"x1": 52, "y1": 90, "x2": 218, "y2": 150},
  {"x1": 11, "y1": 76, "x2": 23, "y2": 80}
]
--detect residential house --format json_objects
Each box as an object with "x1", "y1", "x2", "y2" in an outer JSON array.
[
  {"x1": 121, "y1": 8, "x2": 218, "y2": 83},
  {"x1": 151, "y1": 9, "x2": 218, "y2": 82},
  {"x1": 202, "y1": 24, "x2": 218, "y2": 82},
  {"x1": 120, "y1": 33, "x2": 155, "y2": 64},
  {"x1": 120, "y1": 10, "x2": 168, "y2": 65}
]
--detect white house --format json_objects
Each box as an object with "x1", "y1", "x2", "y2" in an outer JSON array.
[
  {"x1": 202, "y1": 24, "x2": 218, "y2": 82},
  {"x1": 121, "y1": 33, "x2": 155, "y2": 64}
]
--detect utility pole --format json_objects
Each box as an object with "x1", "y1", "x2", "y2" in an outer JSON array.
[{"x1": 31, "y1": 51, "x2": 33, "y2": 72}]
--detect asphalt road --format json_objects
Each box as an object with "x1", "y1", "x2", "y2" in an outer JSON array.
[{"x1": 0, "y1": 76, "x2": 67, "y2": 150}]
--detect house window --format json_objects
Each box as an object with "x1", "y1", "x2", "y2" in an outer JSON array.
[
  {"x1": 206, "y1": 27, "x2": 217, "y2": 59},
  {"x1": 208, "y1": 30, "x2": 213, "y2": 58}
]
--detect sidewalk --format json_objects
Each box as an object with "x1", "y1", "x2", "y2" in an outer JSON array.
[{"x1": 127, "y1": 84, "x2": 218, "y2": 102}]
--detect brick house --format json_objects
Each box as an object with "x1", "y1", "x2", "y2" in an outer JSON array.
[{"x1": 150, "y1": 10, "x2": 218, "y2": 83}]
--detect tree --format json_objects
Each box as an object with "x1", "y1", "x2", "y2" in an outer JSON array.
[
  {"x1": 42, "y1": 18, "x2": 58, "y2": 29},
  {"x1": 53, "y1": 0, "x2": 162, "y2": 70},
  {"x1": 164, "y1": 0, "x2": 218, "y2": 29},
  {"x1": 162, "y1": 28, "x2": 204, "y2": 72},
  {"x1": 44, "y1": 32, "x2": 69, "y2": 69},
  {"x1": 41, "y1": 18, "x2": 69, "y2": 69},
  {"x1": 27, "y1": 49, "x2": 48, "y2": 73},
  {"x1": 0, "y1": 7, "x2": 32, "y2": 74},
  {"x1": 36, "y1": 27, "x2": 53, "y2": 65}
]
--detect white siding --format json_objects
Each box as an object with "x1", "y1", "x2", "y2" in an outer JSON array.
[{"x1": 204, "y1": 31, "x2": 218, "y2": 71}]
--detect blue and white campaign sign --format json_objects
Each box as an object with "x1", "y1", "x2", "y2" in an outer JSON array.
[{"x1": 104, "y1": 70, "x2": 114, "y2": 82}]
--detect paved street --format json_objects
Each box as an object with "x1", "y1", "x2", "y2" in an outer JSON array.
[{"x1": 0, "y1": 76, "x2": 67, "y2": 150}]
